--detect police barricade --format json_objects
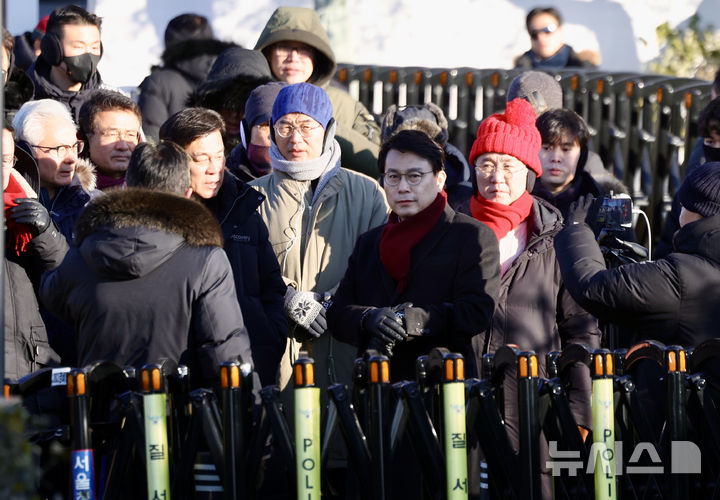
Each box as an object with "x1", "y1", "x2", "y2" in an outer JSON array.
[{"x1": 5, "y1": 338, "x2": 720, "y2": 499}]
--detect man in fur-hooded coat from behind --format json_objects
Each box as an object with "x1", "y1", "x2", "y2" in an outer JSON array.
[{"x1": 40, "y1": 189, "x2": 254, "y2": 384}]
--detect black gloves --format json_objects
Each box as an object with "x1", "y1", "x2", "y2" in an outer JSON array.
[
  {"x1": 566, "y1": 194, "x2": 595, "y2": 226},
  {"x1": 10, "y1": 198, "x2": 51, "y2": 236},
  {"x1": 364, "y1": 307, "x2": 407, "y2": 345},
  {"x1": 362, "y1": 302, "x2": 413, "y2": 356}
]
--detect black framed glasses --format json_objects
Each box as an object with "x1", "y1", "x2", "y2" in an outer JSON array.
[
  {"x1": 529, "y1": 23, "x2": 558, "y2": 40},
  {"x1": 382, "y1": 170, "x2": 434, "y2": 186}
]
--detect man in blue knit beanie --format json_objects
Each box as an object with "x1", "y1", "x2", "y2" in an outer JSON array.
[{"x1": 249, "y1": 83, "x2": 388, "y2": 476}]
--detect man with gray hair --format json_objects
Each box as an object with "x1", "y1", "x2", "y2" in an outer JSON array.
[{"x1": 12, "y1": 98, "x2": 99, "y2": 242}]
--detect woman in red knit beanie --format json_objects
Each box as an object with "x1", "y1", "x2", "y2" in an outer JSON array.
[{"x1": 467, "y1": 98, "x2": 600, "y2": 499}]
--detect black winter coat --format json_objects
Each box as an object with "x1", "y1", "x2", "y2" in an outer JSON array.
[
  {"x1": 204, "y1": 174, "x2": 287, "y2": 385},
  {"x1": 4, "y1": 222, "x2": 67, "y2": 380},
  {"x1": 555, "y1": 211, "x2": 720, "y2": 348},
  {"x1": 39, "y1": 189, "x2": 254, "y2": 383},
  {"x1": 471, "y1": 198, "x2": 601, "y2": 428},
  {"x1": 138, "y1": 39, "x2": 234, "y2": 140},
  {"x1": 329, "y1": 205, "x2": 500, "y2": 381}
]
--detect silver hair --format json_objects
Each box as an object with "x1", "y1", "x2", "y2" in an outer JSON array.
[{"x1": 12, "y1": 99, "x2": 76, "y2": 145}]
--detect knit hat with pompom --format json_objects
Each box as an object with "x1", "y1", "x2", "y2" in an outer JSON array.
[{"x1": 468, "y1": 98, "x2": 542, "y2": 177}]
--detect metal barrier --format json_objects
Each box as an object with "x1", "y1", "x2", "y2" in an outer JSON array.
[
  {"x1": 336, "y1": 64, "x2": 712, "y2": 247},
  {"x1": 4, "y1": 338, "x2": 720, "y2": 499}
]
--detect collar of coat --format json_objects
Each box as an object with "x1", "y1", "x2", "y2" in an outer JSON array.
[
  {"x1": 673, "y1": 213, "x2": 720, "y2": 265},
  {"x1": 74, "y1": 188, "x2": 223, "y2": 247}
]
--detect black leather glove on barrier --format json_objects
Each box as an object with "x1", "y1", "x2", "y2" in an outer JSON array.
[
  {"x1": 10, "y1": 198, "x2": 51, "y2": 236},
  {"x1": 566, "y1": 194, "x2": 595, "y2": 226},
  {"x1": 363, "y1": 307, "x2": 407, "y2": 345}
]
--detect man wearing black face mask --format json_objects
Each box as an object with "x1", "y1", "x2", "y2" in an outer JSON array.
[{"x1": 26, "y1": 5, "x2": 105, "y2": 122}]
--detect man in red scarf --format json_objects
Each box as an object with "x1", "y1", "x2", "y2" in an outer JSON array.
[
  {"x1": 3, "y1": 123, "x2": 66, "y2": 380},
  {"x1": 329, "y1": 129, "x2": 500, "y2": 382},
  {"x1": 467, "y1": 98, "x2": 600, "y2": 498}
]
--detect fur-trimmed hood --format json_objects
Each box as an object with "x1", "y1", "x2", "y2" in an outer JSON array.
[
  {"x1": 75, "y1": 189, "x2": 223, "y2": 280},
  {"x1": 75, "y1": 188, "x2": 222, "y2": 246},
  {"x1": 74, "y1": 157, "x2": 98, "y2": 192},
  {"x1": 161, "y1": 39, "x2": 235, "y2": 68}
]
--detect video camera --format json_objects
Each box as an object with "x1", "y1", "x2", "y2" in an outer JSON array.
[{"x1": 592, "y1": 193, "x2": 633, "y2": 233}]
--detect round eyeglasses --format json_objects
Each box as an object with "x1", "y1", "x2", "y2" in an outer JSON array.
[
  {"x1": 475, "y1": 164, "x2": 525, "y2": 179},
  {"x1": 274, "y1": 122, "x2": 322, "y2": 139},
  {"x1": 382, "y1": 171, "x2": 434, "y2": 186}
]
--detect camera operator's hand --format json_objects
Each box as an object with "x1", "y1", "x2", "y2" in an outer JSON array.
[
  {"x1": 566, "y1": 194, "x2": 595, "y2": 226},
  {"x1": 362, "y1": 307, "x2": 408, "y2": 345},
  {"x1": 10, "y1": 198, "x2": 51, "y2": 236}
]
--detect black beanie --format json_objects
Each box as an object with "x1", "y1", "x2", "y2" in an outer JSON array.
[{"x1": 677, "y1": 161, "x2": 720, "y2": 217}]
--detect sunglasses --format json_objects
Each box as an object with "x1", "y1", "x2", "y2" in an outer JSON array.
[{"x1": 530, "y1": 23, "x2": 558, "y2": 40}]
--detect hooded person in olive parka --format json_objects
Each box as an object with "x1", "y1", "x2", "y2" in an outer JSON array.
[{"x1": 254, "y1": 6, "x2": 382, "y2": 178}]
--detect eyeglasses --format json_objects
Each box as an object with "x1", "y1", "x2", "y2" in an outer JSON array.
[
  {"x1": 475, "y1": 164, "x2": 525, "y2": 179},
  {"x1": 273, "y1": 43, "x2": 314, "y2": 59},
  {"x1": 529, "y1": 23, "x2": 558, "y2": 40},
  {"x1": 382, "y1": 170, "x2": 434, "y2": 186},
  {"x1": 30, "y1": 141, "x2": 84, "y2": 159},
  {"x1": 93, "y1": 128, "x2": 140, "y2": 144},
  {"x1": 274, "y1": 121, "x2": 322, "y2": 139},
  {"x1": 2, "y1": 155, "x2": 16, "y2": 168}
]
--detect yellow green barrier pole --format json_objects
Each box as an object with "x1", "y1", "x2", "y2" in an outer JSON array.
[
  {"x1": 294, "y1": 355, "x2": 321, "y2": 500},
  {"x1": 591, "y1": 350, "x2": 616, "y2": 500},
  {"x1": 141, "y1": 364, "x2": 171, "y2": 500},
  {"x1": 443, "y1": 353, "x2": 468, "y2": 499}
]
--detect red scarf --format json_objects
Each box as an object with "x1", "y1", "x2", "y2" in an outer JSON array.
[
  {"x1": 96, "y1": 171, "x2": 126, "y2": 191},
  {"x1": 470, "y1": 191, "x2": 533, "y2": 241},
  {"x1": 380, "y1": 191, "x2": 447, "y2": 293},
  {"x1": 4, "y1": 174, "x2": 34, "y2": 256}
]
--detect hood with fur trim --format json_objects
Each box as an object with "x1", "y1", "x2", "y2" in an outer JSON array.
[
  {"x1": 74, "y1": 158, "x2": 98, "y2": 193},
  {"x1": 75, "y1": 188, "x2": 222, "y2": 247},
  {"x1": 75, "y1": 189, "x2": 223, "y2": 280},
  {"x1": 254, "y1": 6, "x2": 336, "y2": 86}
]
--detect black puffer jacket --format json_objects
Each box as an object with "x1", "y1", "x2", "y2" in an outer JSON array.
[
  {"x1": 138, "y1": 39, "x2": 235, "y2": 140},
  {"x1": 27, "y1": 57, "x2": 104, "y2": 122},
  {"x1": 204, "y1": 173, "x2": 288, "y2": 385},
  {"x1": 39, "y1": 189, "x2": 254, "y2": 383},
  {"x1": 471, "y1": 198, "x2": 600, "y2": 426},
  {"x1": 4, "y1": 168, "x2": 67, "y2": 380},
  {"x1": 555, "y1": 211, "x2": 720, "y2": 348}
]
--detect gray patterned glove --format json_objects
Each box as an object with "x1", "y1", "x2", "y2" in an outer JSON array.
[{"x1": 284, "y1": 288, "x2": 328, "y2": 338}]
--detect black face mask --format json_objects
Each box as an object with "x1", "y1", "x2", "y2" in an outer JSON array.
[
  {"x1": 704, "y1": 144, "x2": 720, "y2": 163},
  {"x1": 63, "y1": 52, "x2": 101, "y2": 84}
]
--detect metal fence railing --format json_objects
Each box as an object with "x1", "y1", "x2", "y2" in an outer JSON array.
[{"x1": 335, "y1": 65, "x2": 713, "y2": 247}]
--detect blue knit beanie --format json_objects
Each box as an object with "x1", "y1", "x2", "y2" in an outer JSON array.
[
  {"x1": 677, "y1": 161, "x2": 720, "y2": 217},
  {"x1": 271, "y1": 83, "x2": 333, "y2": 129}
]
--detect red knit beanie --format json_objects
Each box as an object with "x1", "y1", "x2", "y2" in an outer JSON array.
[{"x1": 468, "y1": 98, "x2": 542, "y2": 177}]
